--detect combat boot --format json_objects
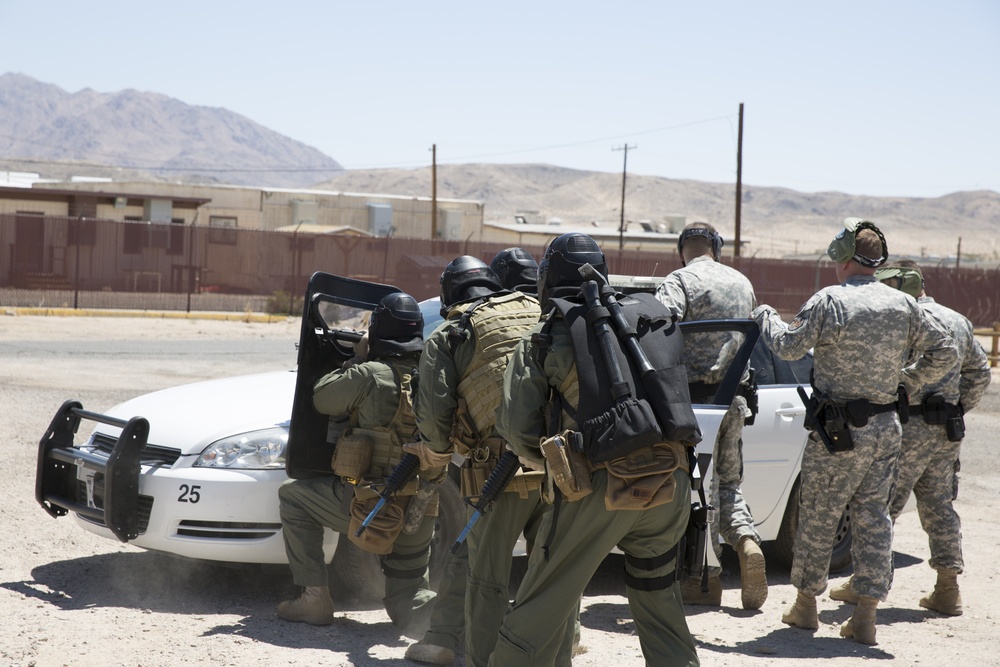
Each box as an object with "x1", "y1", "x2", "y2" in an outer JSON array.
[
  {"x1": 680, "y1": 575, "x2": 723, "y2": 606},
  {"x1": 829, "y1": 576, "x2": 860, "y2": 604},
  {"x1": 919, "y1": 568, "x2": 963, "y2": 616},
  {"x1": 404, "y1": 641, "x2": 455, "y2": 666},
  {"x1": 781, "y1": 590, "x2": 819, "y2": 630},
  {"x1": 276, "y1": 586, "x2": 335, "y2": 625},
  {"x1": 737, "y1": 536, "x2": 768, "y2": 610},
  {"x1": 840, "y1": 595, "x2": 878, "y2": 645}
]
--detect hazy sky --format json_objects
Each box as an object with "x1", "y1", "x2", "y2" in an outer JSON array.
[{"x1": 2, "y1": 1, "x2": 998, "y2": 198}]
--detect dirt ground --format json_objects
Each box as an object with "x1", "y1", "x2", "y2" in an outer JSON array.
[{"x1": 1, "y1": 313, "x2": 999, "y2": 667}]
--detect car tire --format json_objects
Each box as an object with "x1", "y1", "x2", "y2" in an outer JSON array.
[
  {"x1": 329, "y1": 477, "x2": 466, "y2": 603},
  {"x1": 772, "y1": 478, "x2": 853, "y2": 574}
]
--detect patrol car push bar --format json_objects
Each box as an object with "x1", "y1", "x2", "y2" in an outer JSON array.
[{"x1": 36, "y1": 400, "x2": 148, "y2": 543}]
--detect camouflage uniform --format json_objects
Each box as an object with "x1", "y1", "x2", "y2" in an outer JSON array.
[
  {"x1": 491, "y1": 314, "x2": 699, "y2": 667},
  {"x1": 279, "y1": 351, "x2": 436, "y2": 628},
  {"x1": 753, "y1": 275, "x2": 957, "y2": 601},
  {"x1": 656, "y1": 255, "x2": 760, "y2": 574},
  {"x1": 888, "y1": 297, "x2": 991, "y2": 572},
  {"x1": 414, "y1": 292, "x2": 562, "y2": 667}
]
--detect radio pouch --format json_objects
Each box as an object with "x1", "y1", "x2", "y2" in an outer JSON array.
[{"x1": 540, "y1": 430, "x2": 592, "y2": 502}]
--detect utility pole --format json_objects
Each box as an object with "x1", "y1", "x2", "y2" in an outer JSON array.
[
  {"x1": 430, "y1": 144, "x2": 438, "y2": 240},
  {"x1": 734, "y1": 102, "x2": 744, "y2": 258},
  {"x1": 613, "y1": 144, "x2": 636, "y2": 251}
]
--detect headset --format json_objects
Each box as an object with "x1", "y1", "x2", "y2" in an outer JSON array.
[
  {"x1": 827, "y1": 217, "x2": 888, "y2": 267},
  {"x1": 874, "y1": 266, "x2": 923, "y2": 298},
  {"x1": 677, "y1": 225, "x2": 724, "y2": 264}
]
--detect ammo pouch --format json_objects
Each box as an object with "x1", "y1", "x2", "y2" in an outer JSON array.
[
  {"x1": 581, "y1": 397, "x2": 664, "y2": 464},
  {"x1": 331, "y1": 433, "x2": 374, "y2": 480},
  {"x1": 603, "y1": 441, "x2": 686, "y2": 511},
  {"x1": 946, "y1": 406, "x2": 966, "y2": 442},
  {"x1": 540, "y1": 430, "x2": 592, "y2": 502}
]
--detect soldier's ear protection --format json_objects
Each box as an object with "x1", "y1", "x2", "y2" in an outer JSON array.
[
  {"x1": 677, "y1": 226, "x2": 724, "y2": 264},
  {"x1": 827, "y1": 217, "x2": 888, "y2": 268},
  {"x1": 874, "y1": 266, "x2": 923, "y2": 298}
]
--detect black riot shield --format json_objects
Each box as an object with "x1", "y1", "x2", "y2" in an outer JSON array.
[{"x1": 286, "y1": 271, "x2": 402, "y2": 479}]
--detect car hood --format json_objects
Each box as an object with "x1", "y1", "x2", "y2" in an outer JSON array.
[{"x1": 96, "y1": 370, "x2": 297, "y2": 456}]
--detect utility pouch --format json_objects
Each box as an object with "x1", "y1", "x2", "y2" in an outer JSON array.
[
  {"x1": 603, "y1": 443, "x2": 682, "y2": 511},
  {"x1": 581, "y1": 397, "x2": 664, "y2": 464},
  {"x1": 331, "y1": 433, "x2": 373, "y2": 479},
  {"x1": 682, "y1": 501, "x2": 714, "y2": 579},
  {"x1": 845, "y1": 400, "x2": 873, "y2": 428},
  {"x1": 347, "y1": 495, "x2": 408, "y2": 555},
  {"x1": 540, "y1": 430, "x2": 592, "y2": 502},
  {"x1": 822, "y1": 404, "x2": 854, "y2": 452},
  {"x1": 922, "y1": 394, "x2": 948, "y2": 426},
  {"x1": 945, "y1": 404, "x2": 966, "y2": 442}
]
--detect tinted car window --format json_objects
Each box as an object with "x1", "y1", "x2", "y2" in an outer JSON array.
[{"x1": 750, "y1": 339, "x2": 813, "y2": 386}]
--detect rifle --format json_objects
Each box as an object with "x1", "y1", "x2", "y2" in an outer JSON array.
[
  {"x1": 354, "y1": 452, "x2": 420, "y2": 536},
  {"x1": 450, "y1": 451, "x2": 521, "y2": 554}
]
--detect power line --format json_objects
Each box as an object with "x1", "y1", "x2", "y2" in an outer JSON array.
[{"x1": 0, "y1": 114, "x2": 734, "y2": 174}]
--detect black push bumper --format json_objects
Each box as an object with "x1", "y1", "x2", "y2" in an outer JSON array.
[{"x1": 35, "y1": 400, "x2": 148, "y2": 543}]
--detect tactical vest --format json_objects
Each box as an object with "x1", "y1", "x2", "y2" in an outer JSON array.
[
  {"x1": 347, "y1": 358, "x2": 419, "y2": 478},
  {"x1": 549, "y1": 290, "x2": 701, "y2": 459},
  {"x1": 447, "y1": 291, "x2": 541, "y2": 451}
]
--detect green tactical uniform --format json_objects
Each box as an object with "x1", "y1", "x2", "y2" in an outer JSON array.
[
  {"x1": 413, "y1": 291, "x2": 572, "y2": 667},
  {"x1": 278, "y1": 351, "x2": 436, "y2": 629},
  {"x1": 492, "y1": 313, "x2": 699, "y2": 667}
]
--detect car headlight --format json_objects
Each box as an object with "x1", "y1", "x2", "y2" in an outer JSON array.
[{"x1": 194, "y1": 428, "x2": 288, "y2": 469}]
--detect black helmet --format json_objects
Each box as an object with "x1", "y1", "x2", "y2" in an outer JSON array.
[
  {"x1": 439, "y1": 255, "x2": 502, "y2": 311},
  {"x1": 368, "y1": 292, "x2": 424, "y2": 358},
  {"x1": 490, "y1": 247, "x2": 538, "y2": 294},
  {"x1": 537, "y1": 233, "x2": 607, "y2": 305}
]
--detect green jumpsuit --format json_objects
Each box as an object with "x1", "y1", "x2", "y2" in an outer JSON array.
[
  {"x1": 278, "y1": 352, "x2": 436, "y2": 629},
  {"x1": 492, "y1": 314, "x2": 699, "y2": 667}
]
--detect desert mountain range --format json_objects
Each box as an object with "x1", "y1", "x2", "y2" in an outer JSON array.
[{"x1": 2, "y1": 73, "x2": 998, "y2": 261}]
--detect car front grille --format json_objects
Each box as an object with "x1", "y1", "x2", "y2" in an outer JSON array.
[
  {"x1": 175, "y1": 520, "x2": 282, "y2": 540},
  {"x1": 91, "y1": 433, "x2": 183, "y2": 467},
  {"x1": 74, "y1": 481, "x2": 154, "y2": 533}
]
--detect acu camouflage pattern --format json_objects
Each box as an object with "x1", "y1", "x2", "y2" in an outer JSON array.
[
  {"x1": 889, "y1": 297, "x2": 992, "y2": 574},
  {"x1": 753, "y1": 274, "x2": 958, "y2": 601},
  {"x1": 656, "y1": 254, "x2": 759, "y2": 573},
  {"x1": 655, "y1": 255, "x2": 756, "y2": 384}
]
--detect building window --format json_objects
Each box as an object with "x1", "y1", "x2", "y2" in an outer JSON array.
[
  {"x1": 167, "y1": 218, "x2": 185, "y2": 256},
  {"x1": 123, "y1": 217, "x2": 145, "y2": 255},
  {"x1": 209, "y1": 216, "x2": 237, "y2": 245}
]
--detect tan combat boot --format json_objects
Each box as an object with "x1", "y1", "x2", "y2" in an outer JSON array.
[
  {"x1": 781, "y1": 590, "x2": 819, "y2": 630},
  {"x1": 840, "y1": 595, "x2": 878, "y2": 645},
  {"x1": 919, "y1": 568, "x2": 963, "y2": 616},
  {"x1": 680, "y1": 575, "x2": 723, "y2": 606},
  {"x1": 276, "y1": 586, "x2": 335, "y2": 625},
  {"x1": 737, "y1": 536, "x2": 768, "y2": 610},
  {"x1": 829, "y1": 576, "x2": 860, "y2": 604},
  {"x1": 404, "y1": 641, "x2": 455, "y2": 666}
]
